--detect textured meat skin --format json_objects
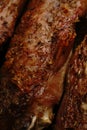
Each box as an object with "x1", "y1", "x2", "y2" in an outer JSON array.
[
  {"x1": 54, "y1": 36, "x2": 87, "y2": 130},
  {"x1": 0, "y1": 0, "x2": 87, "y2": 130},
  {"x1": 0, "y1": 0, "x2": 27, "y2": 48}
]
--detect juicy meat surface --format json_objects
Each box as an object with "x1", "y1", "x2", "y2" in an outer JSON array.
[
  {"x1": 0, "y1": 0, "x2": 27, "y2": 47},
  {"x1": 0, "y1": 0, "x2": 87, "y2": 130},
  {"x1": 54, "y1": 36, "x2": 87, "y2": 130}
]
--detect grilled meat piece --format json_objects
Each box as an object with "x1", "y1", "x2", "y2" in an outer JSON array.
[
  {"x1": 12, "y1": 53, "x2": 71, "y2": 130},
  {"x1": 0, "y1": 0, "x2": 87, "y2": 130},
  {"x1": 0, "y1": 0, "x2": 27, "y2": 54},
  {"x1": 54, "y1": 36, "x2": 87, "y2": 130}
]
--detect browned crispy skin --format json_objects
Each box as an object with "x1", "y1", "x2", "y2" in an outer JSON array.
[
  {"x1": 0, "y1": 0, "x2": 27, "y2": 47},
  {"x1": 0, "y1": 0, "x2": 87, "y2": 130},
  {"x1": 54, "y1": 36, "x2": 87, "y2": 130}
]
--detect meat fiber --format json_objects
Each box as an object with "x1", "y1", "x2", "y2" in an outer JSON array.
[
  {"x1": 54, "y1": 36, "x2": 87, "y2": 130},
  {"x1": 0, "y1": 0, "x2": 87, "y2": 130}
]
